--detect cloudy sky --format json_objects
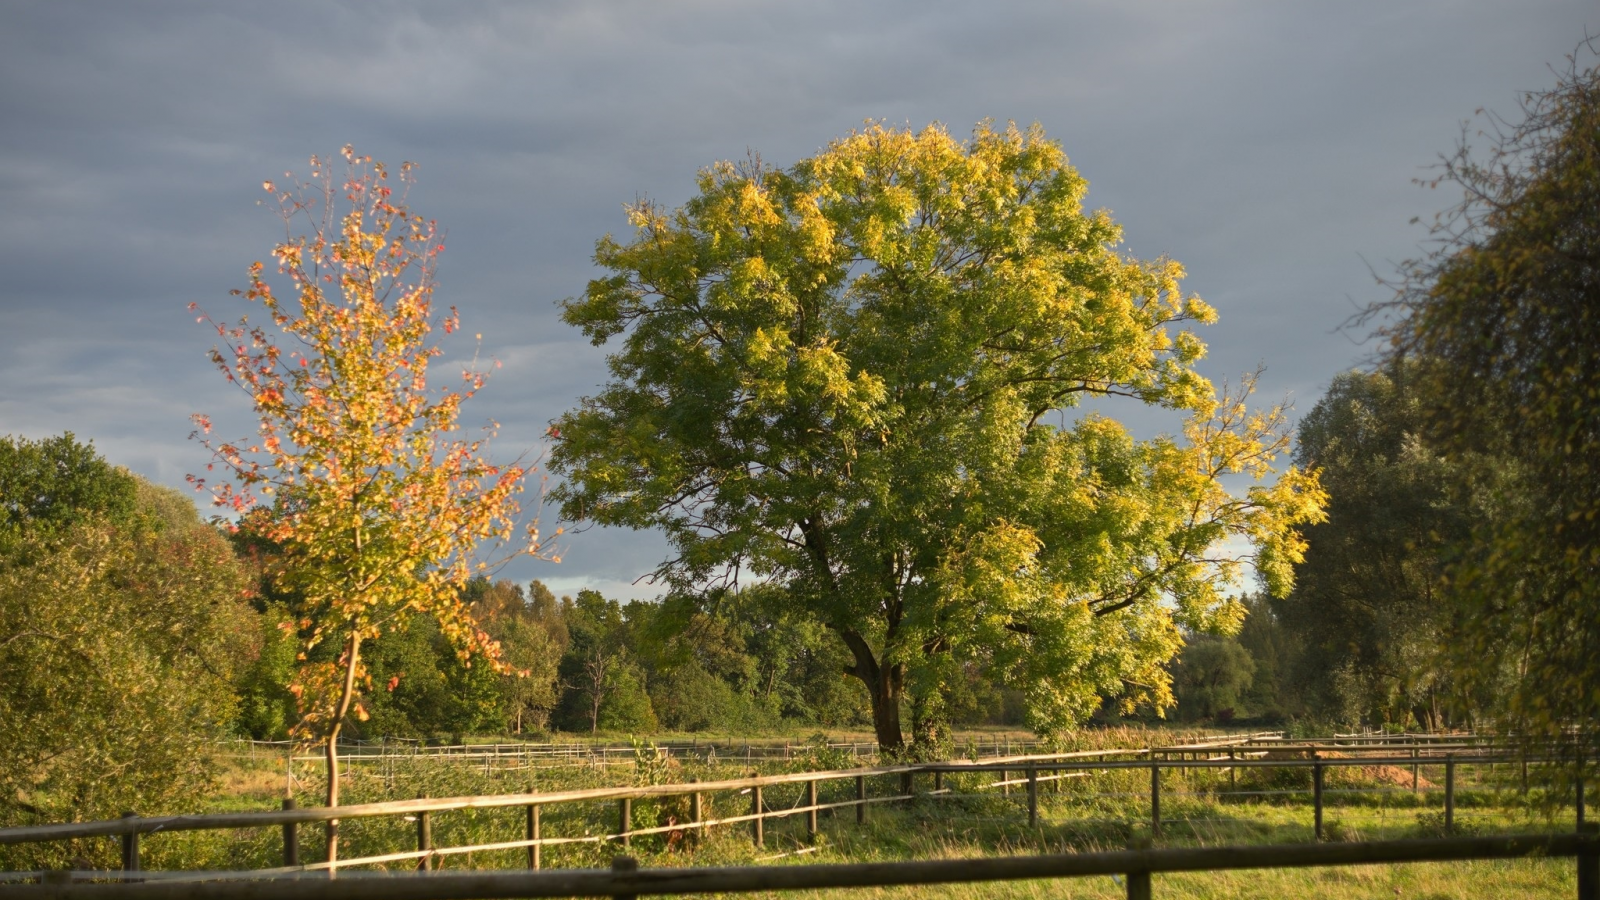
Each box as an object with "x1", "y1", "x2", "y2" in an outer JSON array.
[{"x1": 1, "y1": 1, "x2": 1591, "y2": 598}]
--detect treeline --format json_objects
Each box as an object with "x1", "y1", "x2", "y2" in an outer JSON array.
[
  {"x1": 239, "y1": 537, "x2": 1029, "y2": 742},
  {"x1": 245, "y1": 571, "x2": 1033, "y2": 742},
  {"x1": 241, "y1": 578, "x2": 886, "y2": 742},
  {"x1": 0, "y1": 431, "x2": 1030, "y2": 814},
  {"x1": 1167, "y1": 55, "x2": 1598, "y2": 737}
]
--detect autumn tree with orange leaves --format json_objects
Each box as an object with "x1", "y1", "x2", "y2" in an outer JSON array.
[{"x1": 191, "y1": 147, "x2": 549, "y2": 861}]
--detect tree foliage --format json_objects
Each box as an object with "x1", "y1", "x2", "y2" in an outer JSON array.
[
  {"x1": 190, "y1": 147, "x2": 545, "y2": 854},
  {"x1": 1275, "y1": 368, "x2": 1482, "y2": 727},
  {"x1": 551, "y1": 121, "x2": 1325, "y2": 749},
  {"x1": 0, "y1": 432, "x2": 138, "y2": 544},
  {"x1": 1374, "y1": 48, "x2": 1600, "y2": 757},
  {"x1": 467, "y1": 579, "x2": 564, "y2": 735},
  {"x1": 552, "y1": 589, "x2": 658, "y2": 733},
  {"x1": 1170, "y1": 635, "x2": 1255, "y2": 722},
  {"x1": 0, "y1": 436, "x2": 254, "y2": 855}
]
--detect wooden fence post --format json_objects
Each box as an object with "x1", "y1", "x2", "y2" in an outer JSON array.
[
  {"x1": 612, "y1": 854, "x2": 638, "y2": 900},
  {"x1": 1229, "y1": 749, "x2": 1237, "y2": 792},
  {"x1": 807, "y1": 780, "x2": 819, "y2": 844},
  {"x1": 1411, "y1": 747, "x2": 1419, "y2": 794},
  {"x1": 1127, "y1": 868, "x2": 1152, "y2": 900},
  {"x1": 1126, "y1": 835, "x2": 1152, "y2": 900},
  {"x1": 934, "y1": 770, "x2": 943, "y2": 793},
  {"x1": 1313, "y1": 761, "x2": 1325, "y2": 841},
  {"x1": 526, "y1": 804, "x2": 540, "y2": 870},
  {"x1": 690, "y1": 779, "x2": 702, "y2": 844},
  {"x1": 281, "y1": 798, "x2": 299, "y2": 867},
  {"x1": 1001, "y1": 768, "x2": 1009, "y2": 797},
  {"x1": 1579, "y1": 765, "x2": 1587, "y2": 829},
  {"x1": 120, "y1": 812, "x2": 139, "y2": 876},
  {"x1": 1577, "y1": 822, "x2": 1598, "y2": 900},
  {"x1": 1150, "y1": 764, "x2": 1161, "y2": 839},
  {"x1": 1027, "y1": 766, "x2": 1039, "y2": 828},
  {"x1": 751, "y1": 785, "x2": 764, "y2": 848},
  {"x1": 856, "y1": 775, "x2": 867, "y2": 825},
  {"x1": 417, "y1": 808, "x2": 432, "y2": 872},
  {"x1": 619, "y1": 798, "x2": 632, "y2": 848},
  {"x1": 1445, "y1": 755, "x2": 1456, "y2": 834}
]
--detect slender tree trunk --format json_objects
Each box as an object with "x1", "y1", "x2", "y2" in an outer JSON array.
[
  {"x1": 325, "y1": 631, "x2": 363, "y2": 866},
  {"x1": 589, "y1": 653, "x2": 602, "y2": 733}
]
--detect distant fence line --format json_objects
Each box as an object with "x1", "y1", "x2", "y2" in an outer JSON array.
[
  {"x1": 230, "y1": 729, "x2": 1506, "y2": 767},
  {"x1": 222, "y1": 734, "x2": 1075, "y2": 766}
]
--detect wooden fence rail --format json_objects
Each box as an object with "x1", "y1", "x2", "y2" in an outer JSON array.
[{"x1": 1, "y1": 833, "x2": 1594, "y2": 900}]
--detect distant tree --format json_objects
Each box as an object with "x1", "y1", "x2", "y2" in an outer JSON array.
[
  {"x1": 1275, "y1": 368, "x2": 1479, "y2": 727},
  {"x1": 636, "y1": 589, "x2": 789, "y2": 732},
  {"x1": 464, "y1": 578, "x2": 562, "y2": 734},
  {"x1": 234, "y1": 600, "x2": 300, "y2": 740},
  {"x1": 1372, "y1": 48, "x2": 1600, "y2": 759},
  {"x1": 550, "y1": 121, "x2": 1326, "y2": 750},
  {"x1": 190, "y1": 147, "x2": 546, "y2": 860},
  {"x1": 525, "y1": 579, "x2": 570, "y2": 651},
  {"x1": 0, "y1": 433, "x2": 138, "y2": 543},
  {"x1": 553, "y1": 590, "x2": 656, "y2": 733},
  {"x1": 1232, "y1": 594, "x2": 1295, "y2": 722},
  {"x1": 1170, "y1": 635, "x2": 1255, "y2": 722},
  {"x1": 356, "y1": 614, "x2": 504, "y2": 740}
]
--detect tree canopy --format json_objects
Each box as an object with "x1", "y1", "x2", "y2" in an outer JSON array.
[
  {"x1": 0, "y1": 432, "x2": 139, "y2": 542},
  {"x1": 1376, "y1": 49, "x2": 1600, "y2": 759},
  {"x1": 551, "y1": 121, "x2": 1325, "y2": 750}
]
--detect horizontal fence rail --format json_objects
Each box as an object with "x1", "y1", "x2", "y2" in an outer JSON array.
[{"x1": 1, "y1": 834, "x2": 1594, "y2": 899}]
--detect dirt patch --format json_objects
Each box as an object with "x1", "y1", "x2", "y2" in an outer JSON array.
[
  {"x1": 1259, "y1": 749, "x2": 1434, "y2": 789},
  {"x1": 1357, "y1": 764, "x2": 1433, "y2": 789}
]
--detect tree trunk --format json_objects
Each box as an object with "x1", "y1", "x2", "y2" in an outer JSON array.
[
  {"x1": 836, "y1": 627, "x2": 905, "y2": 753},
  {"x1": 587, "y1": 652, "x2": 605, "y2": 733},
  {"x1": 324, "y1": 631, "x2": 363, "y2": 866},
  {"x1": 871, "y1": 670, "x2": 905, "y2": 753}
]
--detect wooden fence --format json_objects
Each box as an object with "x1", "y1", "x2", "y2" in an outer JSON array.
[
  {"x1": 1, "y1": 832, "x2": 1595, "y2": 900},
  {"x1": 2, "y1": 733, "x2": 1590, "y2": 897}
]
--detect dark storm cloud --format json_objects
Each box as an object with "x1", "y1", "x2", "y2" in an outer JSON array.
[{"x1": 1, "y1": 0, "x2": 1592, "y2": 597}]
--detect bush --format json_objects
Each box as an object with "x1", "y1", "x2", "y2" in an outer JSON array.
[{"x1": 0, "y1": 485, "x2": 256, "y2": 866}]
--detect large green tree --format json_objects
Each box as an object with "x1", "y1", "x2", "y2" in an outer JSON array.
[
  {"x1": 1376, "y1": 50, "x2": 1600, "y2": 759},
  {"x1": 0, "y1": 432, "x2": 138, "y2": 543},
  {"x1": 551, "y1": 122, "x2": 1324, "y2": 750}
]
